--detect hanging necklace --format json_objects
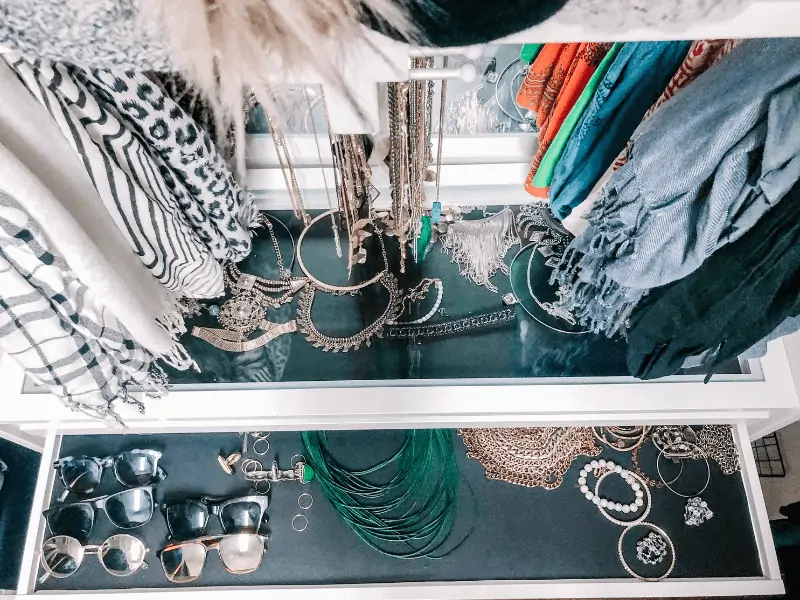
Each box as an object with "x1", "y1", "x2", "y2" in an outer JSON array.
[
  {"x1": 440, "y1": 208, "x2": 519, "y2": 293},
  {"x1": 295, "y1": 209, "x2": 402, "y2": 352},
  {"x1": 306, "y1": 86, "x2": 342, "y2": 258},
  {"x1": 192, "y1": 215, "x2": 300, "y2": 352},
  {"x1": 264, "y1": 104, "x2": 310, "y2": 226}
]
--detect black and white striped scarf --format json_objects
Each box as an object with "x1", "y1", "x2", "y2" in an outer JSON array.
[
  {"x1": 6, "y1": 56, "x2": 258, "y2": 298},
  {"x1": 0, "y1": 193, "x2": 168, "y2": 425}
]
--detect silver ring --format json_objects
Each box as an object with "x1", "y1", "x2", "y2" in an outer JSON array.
[
  {"x1": 292, "y1": 514, "x2": 308, "y2": 532},
  {"x1": 618, "y1": 522, "x2": 676, "y2": 581},
  {"x1": 254, "y1": 480, "x2": 271, "y2": 495},
  {"x1": 298, "y1": 493, "x2": 313, "y2": 510},
  {"x1": 291, "y1": 454, "x2": 306, "y2": 467},
  {"x1": 656, "y1": 443, "x2": 710, "y2": 498},
  {"x1": 241, "y1": 459, "x2": 262, "y2": 474},
  {"x1": 253, "y1": 438, "x2": 270, "y2": 456}
]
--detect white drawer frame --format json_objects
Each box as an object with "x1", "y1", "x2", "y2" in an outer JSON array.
[
  {"x1": 14, "y1": 423, "x2": 784, "y2": 598},
  {"x1": 1, "y1": 337, "x2": 799, "y2": 438}
]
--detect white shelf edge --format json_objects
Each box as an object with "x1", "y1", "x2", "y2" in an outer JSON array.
[{"x1": 21, "y1": 578, "x2": 786, "y2": 599}]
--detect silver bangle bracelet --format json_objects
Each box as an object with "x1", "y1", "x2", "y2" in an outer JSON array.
[
  {"x1": 618, "y1": 522, "x2": 676, "y2": 581},
  {"x1": 656, "y1": 442, "x2": 710, "y2": 498}
]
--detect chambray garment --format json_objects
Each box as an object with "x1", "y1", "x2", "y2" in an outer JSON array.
[
  {"x1": 548, "y1": 41, "x2": 691, "y2": 220},
  {"x1": 552, "y1": 38, "x2": 800, "y2": 335}
]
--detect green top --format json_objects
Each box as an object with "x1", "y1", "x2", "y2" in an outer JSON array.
[
  {"x1": 532, "y1": 43, "x2": 624, "y2": 191},
  {"x1": 520, "y1": 43, "x2": 543, "y2": 64}
]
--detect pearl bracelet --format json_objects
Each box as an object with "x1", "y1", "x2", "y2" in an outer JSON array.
[{"x1": 578, "y1": 459, "x2": 651, "y2": 526}]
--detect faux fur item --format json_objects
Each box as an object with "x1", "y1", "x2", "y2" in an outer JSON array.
[{"x1": 145, "y1": 0, "x2": 413, "y2": 175}]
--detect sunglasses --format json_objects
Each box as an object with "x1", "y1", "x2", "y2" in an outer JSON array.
[
  {"x1": 158, "y1": 534, "x2": 269, "y2": 583},
  {"x1": 163, "y1": 496, "x2": 270, "y2": 540},
  {"x1": 54, "y1": 450, "x2": 166, "y2": 495},
  {"x1": 43, "y1": 486, "x2": 155, "y2": 540},
  {"x1": 39, "y1": 534, "x2": 148, "y2": 582}
]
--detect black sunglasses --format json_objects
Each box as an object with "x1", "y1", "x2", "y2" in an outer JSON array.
[
  {"x1": 44, "y1": 486, "x2": 155, "y2": 540},
  {"x1": 54, "y1": 450, "x2": 166, "y2": 495},
  {"x1": 162, "y1": 496, "x2": 270, "y2": 540}
]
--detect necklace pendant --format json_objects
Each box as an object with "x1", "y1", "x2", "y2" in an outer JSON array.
[{"x1": 218, "y1": 290, "x2": 269, "y2": 336}]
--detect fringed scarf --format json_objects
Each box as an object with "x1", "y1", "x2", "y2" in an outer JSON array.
[
  {"x1": 552, "y1": 39, "x2": 800, "y2": 335},
  {"x1": 0, "y1": 194, "x2": 191, "y2": 425}
]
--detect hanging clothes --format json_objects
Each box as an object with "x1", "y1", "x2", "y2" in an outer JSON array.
[
  {"x1": 0, "y1": 194, "x2": 174, "y2": 424},
  {"x1": 530, "y1": 43, "x2": 623, "y2": 199},
  {"x1": 534, "y1": 45, "x2": 580, "y2": 131},
  {"x1": 520, "y1": 44, "x2": 543, "y2": 64},
  {"x1": 560, "y1": 40, "x2": 739, "y2": 240},
  {"x1": 516, "y1": 44, "x2": 567, "y2": 116},
  {"x1": 552, "y1": 38, "x2": 800, "y2": 335},
  {"x1": 626, "y1": 175, "x2": 800, "y2": 380},
  {"x1": 7, "y1": 56, "x2": 258, "y2": 298},
  {"x1": 525, "y1": 43, "x2": 611, "y2": 197},
  {"x1": 0, "y1": 60, "x2": 188, "y2": 358},
  {"x1": 612, "y1": 39, "x2": 740, "y2": 171},
  {"x1": 548, "y1": 41, "x2": 691, "y2": 220}
]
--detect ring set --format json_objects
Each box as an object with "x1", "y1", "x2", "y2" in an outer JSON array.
[{"x1": 293, "y1": 489, "x2": 313, "y2": 532}]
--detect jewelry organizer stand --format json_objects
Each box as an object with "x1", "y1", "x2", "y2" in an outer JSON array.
[{"x1": 4, "y1": 3, "x2": 800, "y2": 597}]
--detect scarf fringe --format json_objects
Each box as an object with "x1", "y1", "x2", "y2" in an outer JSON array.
[{"x1": 550, "y1": 165, "x2": 647, "y2": 335}]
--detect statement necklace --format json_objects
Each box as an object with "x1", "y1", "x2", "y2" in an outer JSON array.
[
  {"x1": 294, "y1": 209, "x2": 402, "y2": 352},
  {"x1": 192, "y1": 216, "x2": 300, "y2": 352}
]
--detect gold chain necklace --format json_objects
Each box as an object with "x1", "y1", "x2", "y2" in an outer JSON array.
[{"x1": 459, "y1": 428, "x2": 601, "y2": 490}]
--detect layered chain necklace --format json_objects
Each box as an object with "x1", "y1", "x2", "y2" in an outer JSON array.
[{"x1": 459, "y1": 427, "x2": 601, "y2": 490}]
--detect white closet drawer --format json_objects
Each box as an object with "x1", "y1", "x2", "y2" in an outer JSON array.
[
  {"x1": 16, "y1": 423, "x2": 784, "y2": 598},
  {"x1": 2, "y1": 336, "x2": 800, "y2": 438}
]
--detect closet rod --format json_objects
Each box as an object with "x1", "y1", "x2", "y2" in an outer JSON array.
[
  {"x1": 409, "y1": 64, "x2": 478, "y2": 82},
  {"x1": 409, "y1": 47, "x2": 482, "y2": 60}
]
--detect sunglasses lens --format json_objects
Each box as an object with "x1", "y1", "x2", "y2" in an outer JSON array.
[
  {"x1": 220, "y1": 501, "x2": 263, "y2": 534},
  {"x1": 59, "y1": 458, "x2": 101, "y2": 494},
  {"x1": 100, "y1": 535, "x2": 147, "y2": 576},
  {"x1": 105, "y1": 488, "x2": 154, "y2": 529},
  {"x1": 218, "y1": 534, "x2": 265, "y2": 574},
  {"x1": 160, "y1": 543, "x2": 206, "y2": 583},
  {"x1": 166, "y1": 501, "x2": 208, "y2": 540},
  {"x1": 41, "y1": 536, "x2": 83, "y2": 578},
  {"x1": 47, "y1": 504, "x2": 94, "y2": 540},
  {"x1": 115, "y1": 451, "x2": 159, "y2": 487}
]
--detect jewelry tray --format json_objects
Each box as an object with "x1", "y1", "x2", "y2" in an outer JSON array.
[
  {"x1": 163, "y1": 209, "x2": 743, "y2": 387},
  {"x1": 37, "y1": 429, "x2": 761, "y2": 591}
]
